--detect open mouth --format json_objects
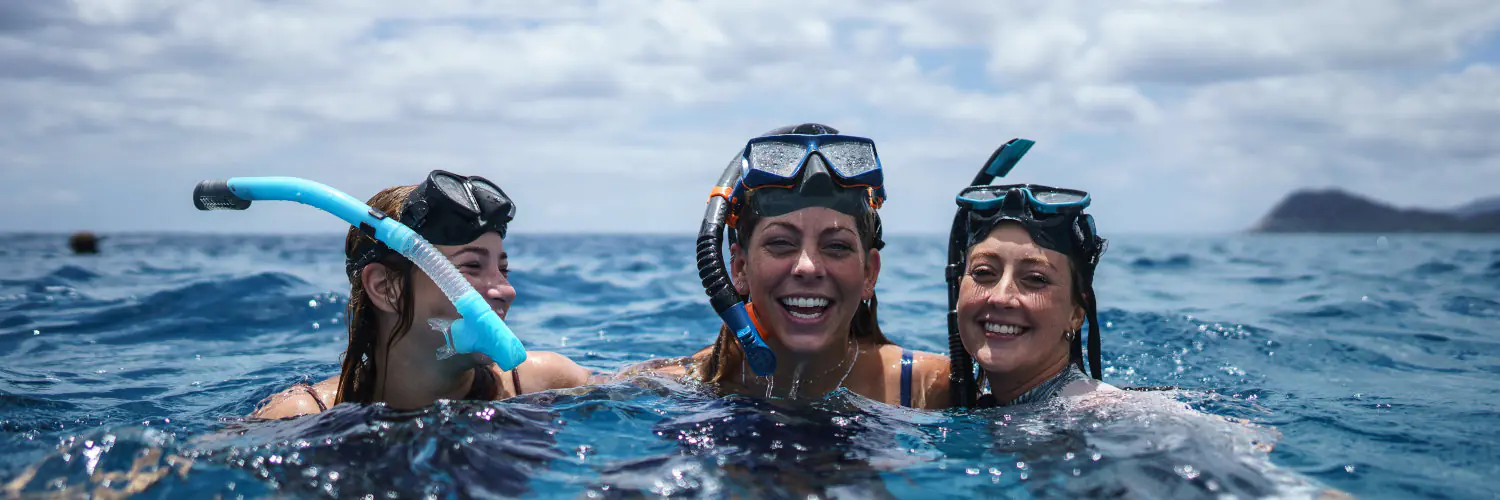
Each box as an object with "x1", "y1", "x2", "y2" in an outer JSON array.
[
  {"x1": 982, "y1": 322, "x2": 1030, "y2": 339},
  {"x1": 779, "y1": 296, "x2": 832, "y2": 322}
]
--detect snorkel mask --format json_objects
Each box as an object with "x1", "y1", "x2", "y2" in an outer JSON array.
[
  {"x1": 946, "y1": 139, "x2": 1108, "y2": 407},
  {"x1": 697, "y1": 123, "x2": 887, "y2": 376},
  {"x1": 348, "y1": 170, "x2": 516, "y2": 276}
]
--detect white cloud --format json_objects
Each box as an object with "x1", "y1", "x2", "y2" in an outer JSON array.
[{"x1": 0, "y1": 0, "x2": 1496, "y2": 235}]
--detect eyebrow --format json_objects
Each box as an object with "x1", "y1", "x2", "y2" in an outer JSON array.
[
  {"x1": 762, "y1": 222, "x2": 858, "y2": 238},
  {"x1": 452, "y1": 247, "x2": 490, "y2": 259},
  {"x1": 971, "y1": 251, "x2": 1058, "y2": 271}
]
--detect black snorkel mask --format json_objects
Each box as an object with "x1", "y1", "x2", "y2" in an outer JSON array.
[
  {"x1": 946, "y1": 139, "x2": 1109, "y2": 407},
  {"x1": 348, "y1": 169, "x2": 516, "y2": 276},
  {"x1": 697, "y1": 123, "x2": 887, "y2": 377}
]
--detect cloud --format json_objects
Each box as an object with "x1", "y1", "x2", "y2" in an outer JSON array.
[{"x1": 0, "y1": 0, "x2": 1496, "y2": 235}]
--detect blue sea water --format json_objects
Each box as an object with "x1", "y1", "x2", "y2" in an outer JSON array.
[{"x1": 1, "y1": 233, "x2": 1497, "y2": 498}]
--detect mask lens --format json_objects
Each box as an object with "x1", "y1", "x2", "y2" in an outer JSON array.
[
  {"x1": 468, "y1": 178, "x2": 512, "y2": 219},
  {"x1": 747, "y1": 141, "x2": 808, "y2": 178},
  {"x1": 1033, "y1": 189, "x2": 1087, "y2": 205},
  {"x1": 960, "y1": 187, "x2": 1004, "y2": 203},
  {"x1": 431, "y1": 174, "x2": 478, "y2": 213},
  {"x1": 817, "y1": 140, "x2": 878, "y2": 177}
]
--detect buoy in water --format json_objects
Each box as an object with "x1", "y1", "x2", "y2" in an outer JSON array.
[{"x1": 68, "y1": 232, "x2": 100, "y2": 254}]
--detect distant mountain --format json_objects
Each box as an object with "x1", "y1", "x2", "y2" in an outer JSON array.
[
  {"x1": 1450, "y1": 196, "x2": 1500, "y2": 218},
  {"x1": 1251, "y1": 189, "x2": 1500, "y2": 233}
]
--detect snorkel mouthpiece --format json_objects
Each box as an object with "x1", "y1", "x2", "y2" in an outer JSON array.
[{"x1": 192, "y1": 177, "x2": 528, "y2": 370}]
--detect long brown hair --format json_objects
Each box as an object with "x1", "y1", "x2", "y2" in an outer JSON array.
[
  {"x1": 333, "y1": 185, "x2": 420, "y2": 404},
  {"x1": 698, "y1": 195, "x2": 891, "y2": 384}
]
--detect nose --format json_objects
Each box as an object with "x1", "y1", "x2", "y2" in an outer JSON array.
[
  {"x1": 472, "y1": 269, "x2": 516, "y2": 315},
  {"x1": 985, "y1": 270, "x2": 1022, "y2": 309},
  {"x1": 790, "y1": 247, "x2": 824, "y2": 281}
]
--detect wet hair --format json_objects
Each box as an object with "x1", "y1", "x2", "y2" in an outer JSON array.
[{"x1": 698, "y1": 190, "x2": 891, "y2": 384}]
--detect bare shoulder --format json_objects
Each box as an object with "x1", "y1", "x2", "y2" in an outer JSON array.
[
  {"x1": 513, "y1": 351, "x2": 592, "y2": 393},
  {"x1": 613, "y1": 346, "x2": 712, "y2": 381},
  {"x1": 250, "y1": 376, "x2": 340, "y2": 420},
  {"x1": 871, "y1": 344, "x2": 951, "y2": 409}
]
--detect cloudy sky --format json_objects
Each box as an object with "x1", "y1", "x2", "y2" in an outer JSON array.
[{"x1": 2, "y1": 0, "x2": 1497, "y2": 235}]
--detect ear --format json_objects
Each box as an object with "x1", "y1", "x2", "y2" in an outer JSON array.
[
  {"x1": 729, "y1": 242, "x2": 749, "y2": 296},
  {"x1": 862, "y1": 247, "x2": 881, "y2": 300},
  {"x1": 1069, "y1": 305, "x2": 1086, "y2": 333},
  {"x1": 361, "y1": 262, "x2": 403, "y2": 314}
]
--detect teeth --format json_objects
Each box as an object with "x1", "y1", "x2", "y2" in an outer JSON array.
[
  {"x1": 983, "y1": 323, "x2": 1024, "y2": 335},
  {"x1": 780, "y1": 297, "x2": 829, "y2": 308}
]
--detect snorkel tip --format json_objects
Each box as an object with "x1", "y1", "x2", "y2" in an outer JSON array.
[
  {"x1": 193, "y1": 179, "x2": 252, "y2": 211},
  {"x1": 982, "y1": 138, "x2": 1036, "y2": 179}
]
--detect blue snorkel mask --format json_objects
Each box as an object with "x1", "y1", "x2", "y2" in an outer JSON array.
[
  {"x1": 946, "y1": 139, "x2": 1108, "y2": 407},
  {"x1": 698, "y1": 123, "x2": 887, "y2": 377}
]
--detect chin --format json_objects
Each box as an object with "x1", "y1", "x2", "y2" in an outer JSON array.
[{"x1": 771, "y1": 329, "x2": 842, "y2": 356}]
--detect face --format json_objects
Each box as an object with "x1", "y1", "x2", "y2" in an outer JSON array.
[
  {"x1": 956, "y1": 223, "x2": 1082, "y2": 379},
  {"x1": 731, "y1": 206, "x2": 879, "y2": 357},
  {"x1": 367, "y1": 231, "x2": 516, "y2": 354}
]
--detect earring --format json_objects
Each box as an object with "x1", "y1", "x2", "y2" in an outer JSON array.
[{"x1": 1065, "y1": 329, "x2": 1077, "y2": 341}]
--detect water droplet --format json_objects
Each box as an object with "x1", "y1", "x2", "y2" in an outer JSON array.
[
  {"x1": 308, "y1": 299, "x2": 318, "y2": 308},
  {"x1": 966, "y1": 468, "x2": 980, "y2": 475},
  {"x1": 311, "y1": 322, "x2": 320, "y2": 330},
  {"x1": 1375, "y1": 236, "x2": 1389, "y2": 248},
  {"x1": 1345, "y1": 464, "x2": 1356, "y2": 473}
]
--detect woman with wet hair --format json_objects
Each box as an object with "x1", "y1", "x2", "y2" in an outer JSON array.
[{"x1": 252, "y1": 170, "x2": 591, "y2": 418}]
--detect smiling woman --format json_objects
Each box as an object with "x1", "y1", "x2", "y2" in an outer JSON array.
[
  {"x1": 251, "y1": 170, "x2": 592, "y2": 418},
  {"x1": 620, "y1": 123, "x2": 949, "y2": 409}
]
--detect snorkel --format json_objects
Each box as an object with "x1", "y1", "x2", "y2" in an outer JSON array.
[
  {"x1": 946, "y1": 139, "x2": 1107, "y2": 408},
  {"x1": 699, "y1": 155, "x2": 778, "y2": 376},
  {"x1": 192, "y1": 177, "x2": 528, "y2": 371}
]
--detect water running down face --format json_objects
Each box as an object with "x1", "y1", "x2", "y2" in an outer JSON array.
[
  {"x1": 956, "y1": 222, "x2": 1083, "y2": 380},
  {"x1": 732, "y1": 207, "x2": 879, "y2": 359}
]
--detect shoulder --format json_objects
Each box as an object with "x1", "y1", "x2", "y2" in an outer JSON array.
[
  {"x1": 512, "y1": 351, "x2": 592, "y2": 393},
  {"x1": 872, "y1": 344, "x2": 951, "y2": 409},
  {"x1": 613, "y1": 346, "x2": 713, "y2": 381},
  {"x1": 250, "y1": 376, "x2": 340, "y2": 420}
]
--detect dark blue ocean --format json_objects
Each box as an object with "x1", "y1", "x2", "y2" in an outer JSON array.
[{"x1": 1, "y1": 233, "x2": 1497, "y2": 498}]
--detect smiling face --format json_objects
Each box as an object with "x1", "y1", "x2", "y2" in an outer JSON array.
[
  {"x1": 375, "y1": 231, "x2": 516, "y2": 358},
  {"x1": 731, "y1": 206, "x2": 880, "y2": 358},
  {"x1": 956, "y1": 222, "x2": 1083, "y2": 380}
]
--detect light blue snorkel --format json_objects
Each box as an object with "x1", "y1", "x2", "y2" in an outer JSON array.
[{"x1": 192, "y1": 177, "x2": 528, "y2": 370}]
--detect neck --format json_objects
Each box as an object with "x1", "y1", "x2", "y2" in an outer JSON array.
[
  {"x1": 372, "y1": 332, "x2": 483, "y2": 410},
  {"x1": 737, "y1": 334, "x2": 861, "y2": 400},
  {"x1": 983, "y1": 349, "x2": 1072, "y2": 405}
]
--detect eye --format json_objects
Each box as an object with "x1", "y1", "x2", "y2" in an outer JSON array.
[
  {"x1": 968, "y1": 266, "x2": 998, "y2": 282},
  {"x1": 1022, "y1": 273, "x2": 1052, "y2": 287},
  {"x1": 824, "y1": 241, "x2": 854, "y2": 253},
  {"x1": 498, "y1": 265, "x2": 510, "y2": 277},
  {"x1": 765, "y1": 238, "x2": 796, "y2": 251},
  {"x1": 458, "y1": 261, "x2": 482, "y2": 271}
]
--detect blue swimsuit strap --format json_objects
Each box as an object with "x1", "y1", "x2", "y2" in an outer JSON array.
[{"x1": 900, "y1": 348, "x2": 914, "y2": 408}]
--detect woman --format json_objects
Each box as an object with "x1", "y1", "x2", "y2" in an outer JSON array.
[
  {"x1": 946, "y1": 138, "x2": 1117, "y2": 407},
  {"x1": 252, "y1": 170, "x2": 591, "y2": 418},
  {"x1": 624, "y1": 124, "x2": 949, "y2": 409}
]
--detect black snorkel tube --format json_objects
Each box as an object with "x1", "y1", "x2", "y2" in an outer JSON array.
[
  {"x1": 946, "y1": 139, "x2": 1105, "y2": 408},
  {"x1": 946, "y1": 138, "x2": 1034, "y2": 407},
  {"x1": 697, "y1": 154, "x2": 778, "y2": 376}
]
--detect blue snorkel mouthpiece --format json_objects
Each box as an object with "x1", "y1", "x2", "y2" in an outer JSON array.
[{"x1": 192, "y1": 177, "x2": 528, "y2": 371}]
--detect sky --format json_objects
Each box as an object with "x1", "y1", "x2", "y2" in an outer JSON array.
[{"x1": 2, "y1": 0, "x2": 1498, "y2": 235}]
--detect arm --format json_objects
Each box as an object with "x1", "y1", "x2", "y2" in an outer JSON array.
[
  {"x1": 249, "y1": 377, "x2": 339, "y2": 419},
  {"x1": 514, "y1": 351, "x2": 593, "y2": 393}
]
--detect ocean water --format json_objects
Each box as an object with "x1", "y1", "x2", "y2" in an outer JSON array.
[{"x1": 1, "y1": 233, "x2": 1497, "y2": 499}]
